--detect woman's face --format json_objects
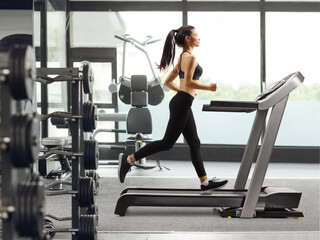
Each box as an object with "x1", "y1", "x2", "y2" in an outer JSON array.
[{"x1": 189, "y1": 28, "x2": 200, "y2": 47}]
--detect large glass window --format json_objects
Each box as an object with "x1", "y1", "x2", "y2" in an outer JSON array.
[
  {"x1": 266, "y1": 12, "x2": 320, "y2": 146},
  {"x1": 114, "y1": 11, "x2": 182, "y2": 142},
  {"x1": 188, "y1": 12, "x2": 260, "y2": 144},
  {"x1": 70, "y1": 11, "x2": 125, "y2": 48}
]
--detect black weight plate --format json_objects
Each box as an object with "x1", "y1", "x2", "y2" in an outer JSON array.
[
  {"x1": 9, "y1": 46, "x2": 24, "y2": 99},
  {"x1": 93, "y1": 140, "x2": 98, "y2": 170},
  {"x1": 118, "y1": 84, "x2": 131, "y2": 104},
  {"x1": 21, "y1": 116, "x2": 29, "y2": 166},
  {"x1": 88, "y1": 215, "x2": 97, "y2": 240},
  {"x1": 79, "y1": 215, "x2": 86, "y2": 240},
  {"x1": 20, "y1": 115, "x2": 29, "y2": 167},
  {"x1": 20, "y1": 183, "x2": 28, "y2": 235},
  {"x1": 10, "y1": 115, "x2": 19, "y2": 166},
  {"x1": 15, "y1": 183, "x2": 24, "y2": 234},
  {"x1": 21, "y1": 183, "x2": 28, "y2": 235},
  {"x1": 79, "y1": 177, "x2": 90, "y2": 208},
  {"x1": 34, "y1": 179, "x2": 45, "y2": 238},
  {"x1": 12, "y1": 115, "x2": 28, "y2": 168},
  {"x1": 90, "y1": 104, "x2": 97, "y2": 132},
  {"x1": 83, "y1": 102, "x2": 90, "y2": 132},
  {"x1": 83, "y1": 140, "x2": 90, "y2": 169},
  {"x1": 78, "y1": 178, "x2": 84, "y2": 207},
  {"x1": 82, "y1": 63, "x2": 93, "y2": 95},
  {"x1": 89, "y1": 140, "x2": 96, "y2": 170},
  {"x1": 85, "y1": 141, "x2": 92, "y2": 170},
  {"x1": 148, "y1": 84, "x2": 164, "y2": 106},
  {"x1": 27, "y1": 182, "x2": 35, "y2": 235},
  {"x1": 9, "y1": 45, "x2": 35, "y2": 100},
  {"x1": 87, "y1": 203, "x2": 98, "y2": 215},
  {"x1": 89, "y1": 177, "x2": 95, "y2": 206},
  {"x1": 26, "y1": 115, "x2": 40, "y2": 164},
  {"x1": 86, "y1": 178, "x2": 91, "y2": 207}
]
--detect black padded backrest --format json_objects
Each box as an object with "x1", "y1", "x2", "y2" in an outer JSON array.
[
  {"x1": 131, "y1": 75, "x2": 148, "y2": 107},
  {"x1": 131, "y1": 75, "x2": 148, "y2": 91},
  {"x1": 131, "y1": 91, "x2": 148, "y2": 107},
  {"x1": 126, "y1": 108, "x2": 152, "y2": 134}
]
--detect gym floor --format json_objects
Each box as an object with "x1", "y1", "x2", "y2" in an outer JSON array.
[{"x1": 66, "y1": 160, "x2": 319, "y2": 240}]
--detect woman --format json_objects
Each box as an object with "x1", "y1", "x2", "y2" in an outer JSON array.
[{"x1": 118, "y1": 25, "x2": 228, "y2": 193}]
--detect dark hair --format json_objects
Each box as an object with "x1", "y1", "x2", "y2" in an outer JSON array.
[{"x1": 158, "y1": 25, "x2": 195, "y2": 71}]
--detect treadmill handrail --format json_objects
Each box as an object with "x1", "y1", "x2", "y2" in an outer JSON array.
[
  {"x1": 203, "y1": 100, "x2": 258, "y2": 113},
  {"x1": 202, "y1": 72, "x2": 304, "y2": 112}
]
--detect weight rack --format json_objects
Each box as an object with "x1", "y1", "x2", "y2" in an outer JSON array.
[
  {"x1": 37, "y1": 64, "x2": 98, "y2": 240},
  {"x1": 0, "y1": 45, "x2": 44, "y2": 239}
]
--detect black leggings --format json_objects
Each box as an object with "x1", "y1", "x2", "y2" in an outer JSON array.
[{"x1": 134, "y1": 91, "x2": 207, "y2": 178}]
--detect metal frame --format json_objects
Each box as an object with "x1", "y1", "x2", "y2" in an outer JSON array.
[{"x1": 69, "y1": 1, "x2": 320, "y2": 12}]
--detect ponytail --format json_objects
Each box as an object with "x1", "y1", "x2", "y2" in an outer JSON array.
[
  {"x1": 157, "y1": 25, "x2": 195, "y2": 72},
  {"x1": 158, "y1": 29, "x2": 177, "y2": 72}
]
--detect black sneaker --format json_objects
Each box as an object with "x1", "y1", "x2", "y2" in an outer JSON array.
[
  {"x1": 118, "y1": 153, "x2": 132, "y2": 183},
  {"x1": 201, "y1": 177, "x2": 228, "y2": 194}
]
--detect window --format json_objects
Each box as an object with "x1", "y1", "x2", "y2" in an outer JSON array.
[
  {"x1": 266, "y1": 12, "x2": 320, "y2": 146},
  {"x1": 115, "y1": 11, "x2": 182, "y2": 142},
  {"x1": 188, "y1": 12, "x2": 260, "y2": 144}
]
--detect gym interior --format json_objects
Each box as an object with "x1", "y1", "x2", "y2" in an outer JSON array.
[{"x1": 0, "y1": 0, "x2": 319, "y2": 239}]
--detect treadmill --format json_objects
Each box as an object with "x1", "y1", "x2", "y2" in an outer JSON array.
[{"x1": 114, "y1": 72, "x2": 304, "y2": 218}]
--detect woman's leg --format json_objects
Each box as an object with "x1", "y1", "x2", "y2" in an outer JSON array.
[
  {"x1": 131, "y1": 93, "x2": 192, "y2": 163},
  {"x1": 182, "y1": 109, "x2": 229, "y2": 191},
  {"x1": 181, "y1": 109, "x2": 207, "y2": 181}
]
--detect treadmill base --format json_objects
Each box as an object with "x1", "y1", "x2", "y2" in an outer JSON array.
[{"x1": 219, "y1": 207, "x2": 304, "y2": 218}]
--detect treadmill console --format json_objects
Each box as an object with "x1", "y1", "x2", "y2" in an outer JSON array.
[{"x1": 255, "y1": 79, "x2": 287, "y2": 101}]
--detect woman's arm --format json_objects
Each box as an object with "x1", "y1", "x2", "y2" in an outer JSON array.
[
  {"x1": 164, "y1": 64, "x2": 180, "y2": 92},
  {"x1": 184, "y1": 56, "x2": 217, "y2": 91}
]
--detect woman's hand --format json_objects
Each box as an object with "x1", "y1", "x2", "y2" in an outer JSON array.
[{"x1": 208, "y1": 83, "x2": 217, "y2": 92}]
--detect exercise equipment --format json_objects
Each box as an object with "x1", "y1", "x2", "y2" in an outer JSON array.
[
  {"x1": 43, "y1": 214, "x2": 97, "y2": 240},
  {"x1": 10, "y1": 114, "x2": 40, "y2": 167},
  {"x1": 110, "y1": 34, "x2": 168, "y2": 105},
  {"x1": 0, "y1": 44, "x2": 36, "y2": 100},
  {"x1": 14, "y1": 176, "x2": 45, "y2": 238},
  {"x1": 109, "y1": 35, "x2": 169, "y2": 170},
  {"x1": 40, "y1": 101, "x2": 97, "y2": 133},
  {"x1": 39, "y1": 139, "x2": 99, "y2": 170},
  {"x1": 114, "y1": 72, "x2": 304, "y2": 218},
  {"x1": 37, "y1": 61, "x2": 94, "y2": 94},
  {"x1": 0, "y1": 175, "x2": 45, "y2": 239},
  {"x1": 46, "y1": 176, "x2": 96, "y2": 208},
  {"x1": 0, "y1": 44, "x2": 45, "y2": 240}
]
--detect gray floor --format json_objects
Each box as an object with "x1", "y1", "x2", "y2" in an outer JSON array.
[
  {"x1": 94, "y1": 160, "x2": 319, "y2": 240},
  {"x1": 51, "y1": 160, "x2": 320, "y2": 240}
]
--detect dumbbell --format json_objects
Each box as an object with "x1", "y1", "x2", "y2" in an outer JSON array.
[
  {"x1": 0, "y1": 114, "x2": 40, "y2": 168},
  {"x1": 39, "y1": 139, "x2": 99, "y2": 170},
  {"x1": 0, "y1": 44, "x2": 36, "y2": 100},
  {"x1": 41, "y1": 101, "x2": 97, "y2": 133},
  {"x1": 37, "y1": 61, "x2": 94, "y2": 95},
  {"x1": 46, "y1": 176, "x2": 96, "y2": 208},
  {"x1": 43, "y1": 214, "x2": 97, "y2": 240},
  {"x1": 0, "y1": 175, "x2": 45, "y2": 239}
]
